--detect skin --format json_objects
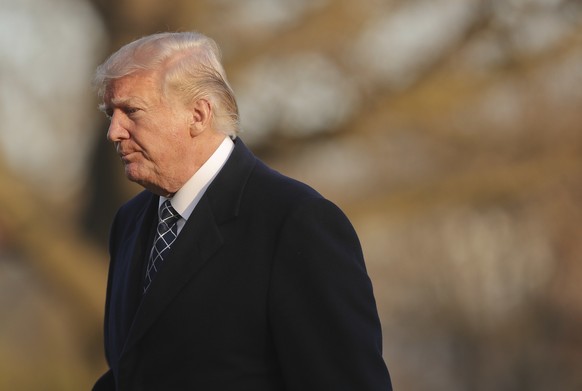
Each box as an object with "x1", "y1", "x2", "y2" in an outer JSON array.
[{"x1": 102, "y1": 69, "x2": 226, "y2": 197}]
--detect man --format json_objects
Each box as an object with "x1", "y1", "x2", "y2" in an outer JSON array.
[{"x1": 92, "y1": 31, "x2": 392, "y2": 390}]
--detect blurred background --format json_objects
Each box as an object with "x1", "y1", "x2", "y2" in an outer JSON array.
[{"x1": 1, "y1": 0, "x2": 582, "y2": 389}]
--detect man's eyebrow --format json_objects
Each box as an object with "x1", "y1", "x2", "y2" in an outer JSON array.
[
  {"x1": 99, "y1": 97, "x2": 148, "y2": 112},
  {"x1": 109, "y1": 97, "x2": 144, "y2": 106}
]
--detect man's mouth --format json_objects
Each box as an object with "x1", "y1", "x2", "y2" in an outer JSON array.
[{"x1": 119, "y1": 151, "x2": 137, "y2": 164}]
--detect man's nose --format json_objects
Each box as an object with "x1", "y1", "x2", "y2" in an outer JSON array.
[{"x1": 107, "y1": 112, "x2": 129, "y2": 142}]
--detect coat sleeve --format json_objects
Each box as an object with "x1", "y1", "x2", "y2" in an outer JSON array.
[{"x1": 268, "y1": 197, "x2": 392, "y2": 391}]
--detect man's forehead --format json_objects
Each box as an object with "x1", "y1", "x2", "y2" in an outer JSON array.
[{"x1": 103, "y1": 72, "x2": 161, "y2": 103}]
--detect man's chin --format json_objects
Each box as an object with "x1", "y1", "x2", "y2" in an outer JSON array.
[
  {"x1": 124, "y1": 166, "x2": 144, "y2": 185},
  {"x1": 125, "y1": 170, "x2": 158, "y2": 194}
]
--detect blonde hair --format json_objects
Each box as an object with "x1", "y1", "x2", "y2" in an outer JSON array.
[{"x1": 94, "y1": 32, "x2": 240, "y2": 136}]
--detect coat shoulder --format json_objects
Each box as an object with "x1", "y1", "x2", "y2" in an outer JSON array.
[{"x1": 249, "y1": 160, "x2": 323, "y2": 206}]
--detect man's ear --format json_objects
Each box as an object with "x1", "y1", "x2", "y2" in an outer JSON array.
[{"x1": 189, "y1": 98, "x2": 212, "y2": 137}]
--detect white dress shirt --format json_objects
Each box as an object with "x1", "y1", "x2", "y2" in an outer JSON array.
[{"x1": 159, "y1": 136, "x2": 234, "y2": 234}]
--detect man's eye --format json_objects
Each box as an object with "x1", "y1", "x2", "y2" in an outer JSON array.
[
  {"x1": 102, "y1": 107, "x2": 139, "y2": 119},
  {"x1": 124, "y1": 107, "x2": 139, "y2": 115}
]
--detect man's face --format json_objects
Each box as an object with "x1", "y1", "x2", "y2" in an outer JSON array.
[{"x1": 102, "y1": 71, "x2": 194, "y2": 196}]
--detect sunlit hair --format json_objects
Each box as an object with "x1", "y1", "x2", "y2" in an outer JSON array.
[{"x1": 94, "y1": 31, "x2": 240, "y2": 136}]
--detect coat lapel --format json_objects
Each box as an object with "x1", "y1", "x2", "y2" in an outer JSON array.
[
  {"x1": 107, "y1": 192, "x2": 157, "y2": 368},
  {"x1": 121, "y1": 138, "x2": 257, "y2": 357},
  {"x1": 122, "y1": 197, "x2": 223, "y2": 355}
]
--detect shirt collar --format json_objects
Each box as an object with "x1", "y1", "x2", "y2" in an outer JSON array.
[{"x1": 160, "y1": 136, "x2": 234, "y2": 221}]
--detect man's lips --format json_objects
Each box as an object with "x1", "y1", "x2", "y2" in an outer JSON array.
[
  {"x1": 119, "y1": 151, "x2": 139, "y2": 163},
  {"x1": 116, "y1": 142, "x2": 143, "y2": 164}
]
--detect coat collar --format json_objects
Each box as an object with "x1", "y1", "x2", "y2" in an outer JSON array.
[{"x1": 205, "y1": 137, "x2": 256, "y2": 224}]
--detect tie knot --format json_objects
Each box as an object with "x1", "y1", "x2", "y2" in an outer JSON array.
[{"x1": 159, "y1": 200, "x2": 181, "y2": 225}]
